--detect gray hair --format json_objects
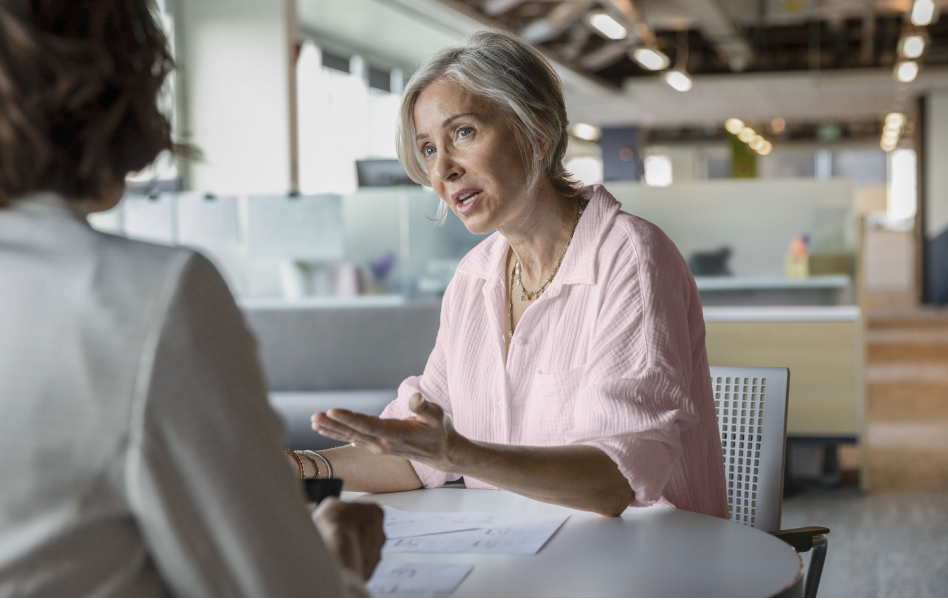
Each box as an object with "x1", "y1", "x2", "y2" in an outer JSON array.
[{"x1": 396, "y1": 30, "x2": 580, "y2": 221}]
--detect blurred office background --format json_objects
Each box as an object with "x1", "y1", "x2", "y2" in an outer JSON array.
[{"x1": 91, "y1": 0, "x2": 948, "y2": 594}]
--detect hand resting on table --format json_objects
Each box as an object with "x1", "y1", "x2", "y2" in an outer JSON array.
[{"x1": 312, "y1": 497, "x2": 385, "y2": 581}]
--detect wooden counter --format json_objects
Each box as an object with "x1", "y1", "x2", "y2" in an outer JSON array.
[{"x1": 704, "y1": 306, "x2": 864, "y2": 439}]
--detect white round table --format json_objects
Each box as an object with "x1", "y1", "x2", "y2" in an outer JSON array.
[{"x1": 350, "y1": 488, "x2": 803, "y2": 597}]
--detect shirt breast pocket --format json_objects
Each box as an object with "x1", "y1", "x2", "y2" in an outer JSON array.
[{"x1": 524, "y1": 365, "x2": 585, "y2": 443}]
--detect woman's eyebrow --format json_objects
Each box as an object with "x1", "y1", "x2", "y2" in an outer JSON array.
[
  {"x1": 441, "y1": 112, "x2": 476, "y2": 128},
  {"x1": 416, "y1": 112, "x2": 477, "y2": 141}
]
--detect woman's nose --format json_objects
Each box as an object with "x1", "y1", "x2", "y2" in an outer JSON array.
[{"x1": 432, "y1": 150, "x2": 463, "y2": 183}]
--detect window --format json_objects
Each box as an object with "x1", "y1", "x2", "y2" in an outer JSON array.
[
  {"x1": 644, "y1": 155, "x2": 673, "y2": 187},
  {"x1": 565, "y1": 156, "x2": 604, "y2": 185},
  {"x1": 296, "y1": 41, "x2": 400, "y2": 195},
  {"x1": 888, "y1": 148, "x2": 917, "y2": 220}
]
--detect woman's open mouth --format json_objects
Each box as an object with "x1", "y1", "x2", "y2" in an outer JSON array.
[{"x1": 452, "y1": 189, "x2": 483, "y2": 215}]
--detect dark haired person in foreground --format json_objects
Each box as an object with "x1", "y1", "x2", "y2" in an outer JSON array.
[{"x1": 0, "y1": 1, "x2": 382, "y2": 595}]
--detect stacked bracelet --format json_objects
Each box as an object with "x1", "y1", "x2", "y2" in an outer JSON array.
[
  {"x1": 297, "y1": 451, "x2": 320, "y2": 479},
  {"x1": 284, "y1": 449, "x2": 304, "y2": 478},
  {"x1": 309, "y1": 451, "x2": 333, "y2": 480}
]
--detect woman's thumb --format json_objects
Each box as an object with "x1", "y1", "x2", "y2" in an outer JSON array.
[{"x1": 409, "y1": 393, "x2": 442, "y2": 423}]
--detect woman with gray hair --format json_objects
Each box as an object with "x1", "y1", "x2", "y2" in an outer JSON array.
[{"x1": 309, "y1": 30, "x2": 727, "y2": 519}]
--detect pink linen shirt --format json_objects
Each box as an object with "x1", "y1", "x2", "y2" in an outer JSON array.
[{"x1": 381, "y1": 185, "x2": 728, "y2": 518}]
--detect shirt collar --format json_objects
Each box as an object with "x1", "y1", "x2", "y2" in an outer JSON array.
[
  {"x1": 8, "y1": 192, "x2": 88, "y2": 223},
  {"x1": 455, "y1": 184, "x2": 621, "y2": 293}
]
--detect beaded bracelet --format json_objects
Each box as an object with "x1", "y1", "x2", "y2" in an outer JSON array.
[
  {"x1": 311, "y1": 451, "x2": 333, "y2": 480},
  {"x1": 296, "y1": 451, "x2": 320, "y2": 479},
  {"x1": 300, "y1": 450, "x2": 330, "y2": 479},
  {"x1": 284, "y1": 449, "x2": 304, "y2": 478}
]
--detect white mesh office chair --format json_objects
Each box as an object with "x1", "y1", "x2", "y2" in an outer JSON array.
[{"x1": 710, "y1": 366, "x2": 830, "y2": 598}]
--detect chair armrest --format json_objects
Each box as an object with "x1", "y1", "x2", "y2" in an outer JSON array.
[{"x1": 771, "y1": 526, "x2": 831, "y2": 552}]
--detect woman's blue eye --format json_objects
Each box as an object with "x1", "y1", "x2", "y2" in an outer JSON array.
[
  {"x1": 459, "y1": 127, "x2": 472, "y2": 138},
  {"x1": 424, "y1": 146, "x2": 435, "y2": 157}
]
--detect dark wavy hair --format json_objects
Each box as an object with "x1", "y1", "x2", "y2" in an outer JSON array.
[{"x1": 0, "y1": 0, "x2": 175, "y2": 206}]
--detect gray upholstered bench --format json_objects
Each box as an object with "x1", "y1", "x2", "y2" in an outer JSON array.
[{"x1": 243, "y1": 301, "x2": 441, "y2": 450}]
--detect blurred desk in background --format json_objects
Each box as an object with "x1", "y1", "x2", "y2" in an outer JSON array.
[
  {"x1": 249, "y1": 301, "x2": 864, "y2": 470},
  {"x1": 705, "y1": 306, "x2": 864, "y2": 443},
  {"x1": 695, "y1": 275, "x2": 853, "y2": 306}
]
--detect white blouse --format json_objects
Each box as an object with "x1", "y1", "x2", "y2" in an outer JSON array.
[{"x1": 0, "y1": 195, "x2": 362, "y2": 596}]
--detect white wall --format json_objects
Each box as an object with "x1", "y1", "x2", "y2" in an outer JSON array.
[
  {"x1": 173, "y1": 0, "x2": 294, "y2": 195},
  {"x1": 608, "y1": 179, "x2": 856, "y2": 277}
]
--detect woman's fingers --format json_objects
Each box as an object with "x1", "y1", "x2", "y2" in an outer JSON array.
[
  {"x1": 314, "y1": 419, "x2": 399, "y2": 455},
  {"x1": 328, "y1": 409, "x2": 416, "y2": 440},
  {"x1": 408, "y1": 393, "x2": 444, "y2": 426},
  {"x1": 314, "y1": 412, "x2": 385, "y2": 440}
]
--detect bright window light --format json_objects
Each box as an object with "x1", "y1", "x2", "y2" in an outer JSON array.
[
  {"x1": 664, "y1": 70, "x2": 693, "y2": 92},
  {"x1": 911, "y1": 0, "x2": 935, "y2": 26},
  {"x1": 725, "y1": 118, "x2": 744, "y2": 134},
  {"x1": 571, "y1": 123, "x2": 602, "y2": 141},
  {"x1": 895, "y1": 60, "x2": 919, "y2": 83},
  {"x1": 632, "y1": 48, "x2": 670, "y2": 71},
  {"x1": 643, "y1": 155, "x2": 673, "y2": 187},
  {"x1": 901, "y1": 35, "x2": 925, "y2": 59},
  {"x1": 889, "y1": 149, "x2": 917, "y2": 220},
  {"x1": 565, "y1": 156, "x2": 604, "y2": 185},
  {"x1": 589, "y1": 13, "x2": 627, "y2": 40}
]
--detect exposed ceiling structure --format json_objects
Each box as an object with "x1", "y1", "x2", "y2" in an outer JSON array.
[
  {"x1": 436, "y1": 0, "x2": 948, "y2": 88},
  {"x1": 302, "y1": 0, "x2": 948, "y2": 129},
  {"x1": 565, "y1": 66, "x2": 948, "y2": 127}
]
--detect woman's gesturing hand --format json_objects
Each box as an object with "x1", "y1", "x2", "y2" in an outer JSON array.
[
  {"x1": 312, "y1": 393, "x2": 460, "y2": 472},
  {"x1": 312, "y1": 497, "x2": 385, "y2": 581}
]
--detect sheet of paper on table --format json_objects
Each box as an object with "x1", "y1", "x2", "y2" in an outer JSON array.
[
  {"x1": 383, "y1": 506, "x2": 478, "y2": 539},
  {"x1": 367, "y1": 562, "x2": 474, "y2": 598},
  {"x1": 382, "y1": 511, "x2": 569, "y2": 555}
]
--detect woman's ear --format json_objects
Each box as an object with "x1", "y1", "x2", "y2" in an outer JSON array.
[{"x1": 537, "y1": 137, "x2": 550, "y2": 159}]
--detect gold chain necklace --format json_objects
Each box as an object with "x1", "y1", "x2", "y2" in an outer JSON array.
[{"x1": 507, "y1": 199, "x2": 587, "y2": 339}]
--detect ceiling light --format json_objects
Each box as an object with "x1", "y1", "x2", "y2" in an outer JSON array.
[
  {"x1": 632, "y1": 48, "x2": 670, "y2": 71},
  {"x1": 664, "y1": 70, "x2": 693, "y2": 92},
  {"x1": 885, "y1": 112, "x2": 906, "y2": 128},
  {"x1": 881, "y1": 140, "x2": 898, "y2": 151},
  {"x1": 771, "y1": 117, "x2": 786, "y2": 133},
  {"x1": 900, "y1": 35, "x2": 926, "y2": 59},
  {"x1": 758, "y1": 141, "x2": 773, "y2": 155},
  {"x1": 589, "y1": 13, "x2": 627, "y2": 40},
  {"x1": 571, "y1": 123, "x2": 602, "y2": 142},
  {"x1": 725, "y1": 118, "x2": 745, "y2": 134},
  {"x1": 750, "y1": 137, "x2": 766, "y2": 151},
  {"x1": 738, "y1": 127, "x2": 756, "y2": 143},
  {"x1": 911, "y1": 0, "x2": 935, "y2": 26},
  {"x1": 895, "y1": 60, "x2": 919, "y2": 83}
]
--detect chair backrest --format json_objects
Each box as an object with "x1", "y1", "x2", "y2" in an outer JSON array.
[{"x1": 709, "y1": 366, "x2": 790, "y2": 533}]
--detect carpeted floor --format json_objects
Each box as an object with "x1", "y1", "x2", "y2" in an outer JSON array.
[{"x1": 781, "y1": 486, "x2": 948, "y2": 597}]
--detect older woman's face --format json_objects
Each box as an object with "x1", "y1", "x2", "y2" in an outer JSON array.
[{"x1": 413, "y1": 79, "x2": 532, "y2": 235}]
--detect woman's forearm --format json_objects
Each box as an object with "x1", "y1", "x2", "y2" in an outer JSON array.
[
  {"x1": 445, "y1": 437, "x2": 634, "y2": 517},
  {"x1": 320, "y1": 444, "x2": 424, "y2": 493}
]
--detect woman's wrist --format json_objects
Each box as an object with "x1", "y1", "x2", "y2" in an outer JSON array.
[{"x1": 442, "y1": 428, "x2": 477, "y2": 473}]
